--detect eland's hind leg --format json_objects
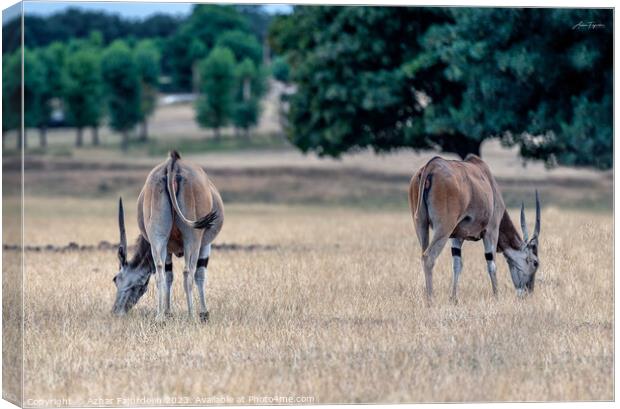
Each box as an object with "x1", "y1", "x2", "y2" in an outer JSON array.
[
  {"x1": 422, "y1": 231, "x2": 450, "y2": 305},
  {"x1": 195, "y1": 244, "x2": 211, "y2": 322},
  {"x1": 182, "y1": 241, "x2": 201, "y2": 320}
]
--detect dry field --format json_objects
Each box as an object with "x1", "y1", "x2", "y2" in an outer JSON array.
[{"x1": 2, "y1": 137, "x2": 613, "y2": 405}]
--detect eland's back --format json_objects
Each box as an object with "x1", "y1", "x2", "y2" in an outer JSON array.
[{"x1": 408, "y1": 154, "x2": 541, "y2": 304}]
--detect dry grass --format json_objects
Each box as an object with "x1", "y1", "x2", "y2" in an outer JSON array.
[{"x1": 15, "y1": 200, "x2": 613, "y2": 405}]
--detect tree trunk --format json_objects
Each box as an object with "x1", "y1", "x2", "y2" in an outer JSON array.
[
  {"x1": 76, "y1": 127, "x2": 83, "y2": 147},
  {"x1": 92, "y1": 127, "x2": 99, "y2": 146},
  {"x1": 39, "y1": 126, "x2": 47, "y2": 148},
  {"x1": 214, "y1": 127, "x2": 221, "y2": 141},
  {"x1": 121, "y1": 131, "x2": 129, "y2": 151},
  {"x1": 140, "y1": 119, "x2": 148, "y2": 142}
]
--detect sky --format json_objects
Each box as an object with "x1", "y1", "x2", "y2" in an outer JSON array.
[{"x1": 21, "y1": 1, "x2": 293, "y2": 18}]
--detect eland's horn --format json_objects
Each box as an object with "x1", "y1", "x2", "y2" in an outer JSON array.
[
  {"x1": 118, "y1": 197, "x2": 127, "y2": 265},
  {"x1": 520, "y1": 201, "x2": 529, "y2": 242},
  {"x1": 533, "y1": 190, "x2": 541, "y2": 238}
]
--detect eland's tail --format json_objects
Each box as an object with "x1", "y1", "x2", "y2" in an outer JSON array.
[{"x1": 166, "y1": 150, "x2": 218, "y2": 230}]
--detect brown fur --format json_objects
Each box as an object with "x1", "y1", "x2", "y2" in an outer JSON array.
[{"x1": 409, "y1": 154, "x2": 527, "y2": 302}]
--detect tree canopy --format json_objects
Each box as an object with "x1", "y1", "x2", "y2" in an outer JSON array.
[
  {"x1": 269, "y1": 7, "x2": 613, "y2": 169},
  {"x1": 195, "y1": 46, "x2": 237, "y2": 139},
  {"x1": 101, "y1": 40, "x2": 142, "y2": 149},
  {"x1": 64, "y1": 47, "x2": 104, "y2": 145}
]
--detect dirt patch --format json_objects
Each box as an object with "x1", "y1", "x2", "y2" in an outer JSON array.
[{"x1": 3, "y1": 241, "x2": 278, "y2": 253}]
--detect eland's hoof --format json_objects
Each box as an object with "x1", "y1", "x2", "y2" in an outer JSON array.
[{"x1": 199, "y1": 311, "x2": 209, "y2": 323}]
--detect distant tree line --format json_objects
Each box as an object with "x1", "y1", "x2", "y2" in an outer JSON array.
[
  {"x1": 4, "y1": 9, "x2": 183, "y2": 54},
  {"x1": 3, "y1": 5, "x2": 275, "y2": 150},
  {"x1": 269, "y1": 7, "x2": 613, "y2": 169}
]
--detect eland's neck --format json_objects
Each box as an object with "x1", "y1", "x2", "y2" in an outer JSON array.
[
  {"x1": 497, "y1": 210, "x2": 524, "y2": 253},
  {"x1": 129, "y1": 235, "x2": 155, "y2": 275}
]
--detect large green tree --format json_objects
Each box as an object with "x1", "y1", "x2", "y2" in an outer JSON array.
[
  {"x1": 135, "y1": 39, "x2": 161, "y2": 141},
  {"x1": 268, "y1": 7, "x2": 449, "y2": 157},
  {"x1": 165, "y1": 5, "x2": 249, "y2": 90},
  {"x1": 195, "y1": 46, "x2": 237, "y2": 140},
  {"x1": 232, "y1": 58, "x2": 266, "y2": 138},
  {"x1": 270, "y1": 7, "x2": 613, "y2": 169},
  {"x1": 64, "y1": 47, "x2": 104, "y2": 147},
  {"x1": 37, "y1": 42, "x2": 68, "y2": 147},
  {"x1": 23, "y1": 49, "x2": 47, "y2": 149},
  {"x1": 2, "y1": 50, "x2": 22, "y2": 149},
  {"x1": 414, "y1": 8, "x2": 612, "y2": 169},
  {"x1": 101, "y1": 40, "x2": 142, "y2": 150},
  {"x1": 216, "y1": 30, "x2": 263, "y2": 66}
]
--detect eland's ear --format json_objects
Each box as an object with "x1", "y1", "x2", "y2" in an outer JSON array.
[{"x1": 118, "y1": 197, "x2": 128, "y2": 267}]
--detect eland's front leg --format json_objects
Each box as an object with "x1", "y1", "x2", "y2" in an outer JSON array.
[
  {"x1": 151, "y1": 243, "x2": 168, "y2": 321},
  {"x1": 483, "y1": 233, "x2": 499, "y2": 296},
  {"x1": 164, "y1": 253, "x2": 173, "y2": 315},
  {"x1": 195, "y1": 244, "x2": 211, "y2": 322}
]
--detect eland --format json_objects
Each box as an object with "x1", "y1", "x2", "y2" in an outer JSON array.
[
  {"x1": 111, "y1": 150, "x2": 224, "y2": 321},
  {"x1": 409, "y1": 155, "x2": 541, "y2": 304}
]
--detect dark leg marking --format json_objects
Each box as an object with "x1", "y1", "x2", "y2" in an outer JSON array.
[
  {"x1": 451, "y1": 247, "x2": 461, "y2": 257},
  {"x1": 197, "y1": 257, "x2": 209, "y2": 269},
  {"x1": 165, "y1": 262, "x2": 173, "y2": 272},
  {"x1": 485, "y1": 252, "x2": 494, "y2": 261}
]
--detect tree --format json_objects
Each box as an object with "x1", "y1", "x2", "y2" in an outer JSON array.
[
  {"x1": 101, "y1": 40, "x2": 142, "y2": 150},
  {"x1": 216, "y1": 30, "x2": 263, "y2": 66},
  {"x1": 414, "y1": 8, "x2": 612, "y2": 169},
  {"x1": 195, "y1": 46, "x2": 236, "y2": 140},
  {"x1": 165, "y1": 5, "x2": 249, "y2": 90},
  {"x1": 135, "y1": 40, "x2": 161, "y2": 141},
  {"x1": 2, "y1": 50, "x2": 21, "y2": 149},
  {"x1": 270, "y1": 7, "x2": 612, "y2": 169},
  {"x1": 37, "y1": 42, "x2": 68, "y2": 147},
  {"x1": 271, "y1": 56, "x2": 290, "y2": 83},
  {"x1": 268, "y1": 7, "x2": 449, "y2": 157},
  {"x1": 23, "y1": 48, "x2": 47, "y2": 149},
  {"x1": 64, "y1": 47, "x2": 104, "y2": 147},
  {"x1": 232, "y1": 58, "x2": 265, "y2": 138}
]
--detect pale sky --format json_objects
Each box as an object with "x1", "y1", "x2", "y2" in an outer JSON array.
[{"x1": 22, "y1": 1, "x2": 293, "y2": 18}]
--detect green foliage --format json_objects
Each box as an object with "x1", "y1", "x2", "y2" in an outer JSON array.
[
  {"x1": 135, "y1": 39, "x2": 161, "y2": 120},
  {"x1": 2, "y1": 50, "x2": 21, "y2": 132},
  {"x1": 416, "y1": 8, "x2": 612, "y2": 169},
  {"x1": 271, "y1": 56, "x2": 290, "y2": 83},
  {"x1": 165, "y1": 5, "x2": 249, "y2": 89},
  {"x1": 64, "y1": 47, "x2": 104, "y2": 128},
  {"x1": 232, "y1": 58, "x2": 263, "y2": 133},
  {"x1": 268, "y1": 6, "x2": 447, "y2": 157},
  {"x1": 271, "y1": 7, "x2": 612, "y2": 168},
  {"x1": 10, "y1": 8, "x2": 182, "y2": 54},
  {"x1": 216, "y1": 30, "x2": 263, "y2": 66},
  {"x1": 195, "y1": 46, "x2": 237, "y2": 136},
  {"x1": 101, "y1": 40, "x2": 142, "y2": 133},
  {"x1": 23, "y1": 48, "x2": 47, "y2": 129}
]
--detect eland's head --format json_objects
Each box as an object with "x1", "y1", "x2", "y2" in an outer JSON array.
[
  {"x1": 111, "y1": 197, "x2": 153, "y2": 316},
  {"x1": 505, "y1": 191, "x2": 541, "y2": 295}
]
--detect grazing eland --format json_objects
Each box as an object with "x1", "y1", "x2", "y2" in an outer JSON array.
[
  {"x1": 112, "y1": 150, "x2": 224, "y2": 321},
  {"x1": 409, "y1": 155, "x2": 541, "y2": 304}
]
